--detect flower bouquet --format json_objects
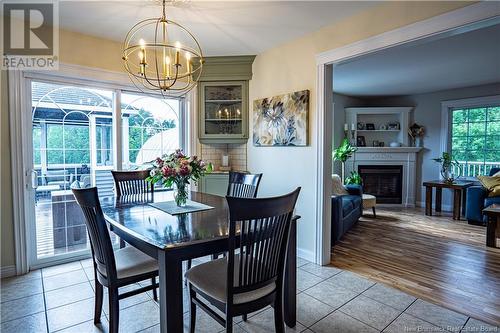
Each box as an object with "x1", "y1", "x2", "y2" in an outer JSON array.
[
  {"x1": 408, "y1": 123, "x2": 425, "y2": 147},
  {"x1": 147, "y1": 149, "x2": 213, "y2": 206}
]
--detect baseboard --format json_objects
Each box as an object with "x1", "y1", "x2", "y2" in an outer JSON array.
[
  {"x1": 297, "y1": 247, "x2": 315, "y2": 263},
  {"x1": 416, "y1": 201, "x2": 453, "y2": 212},
  {"x1": 1, "y1": 265, "x2": 16, "y2": 278}
]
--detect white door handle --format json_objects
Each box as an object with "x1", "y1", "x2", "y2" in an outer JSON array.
[{"x1": 31, "y1": 170, "x2": 38, "y2": 189}]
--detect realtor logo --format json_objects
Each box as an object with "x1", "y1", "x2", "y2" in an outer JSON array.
[{"x1": 2, "y1": 1, "x2": 59, "y2": 70}]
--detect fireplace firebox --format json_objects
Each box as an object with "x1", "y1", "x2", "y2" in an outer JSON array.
[{"x1": 358, "y1": 165, "x2": 403, "y2": 204}]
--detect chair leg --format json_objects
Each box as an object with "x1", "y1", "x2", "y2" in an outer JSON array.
[
  {"x1": 188, "y1": 285, "x2": 196, "y2": 333},
  {"x1": 372, "y1": 207, "x2": 376, "y2": 218},
  {"x1": 151, "y1": 277, "x2": 158, "y2": 301},
  {"x1": 185, "y1": 260, "x2": 192, "y2": 286},
  {"x1": 108, "y1": 287, "x2": 120, "y2": 333},
  {"x1": 242, "y1": 314, "x2": 247, "y2": 322},
  {"x1": 225, "y1": 314, "x2": 233, "y2": 333},
  {"x1": 273, "y1": 292, "x2": 285, "y2": 333},
  {"x1": 93, "y1": 280, "x2": 103, "y2": 324}
]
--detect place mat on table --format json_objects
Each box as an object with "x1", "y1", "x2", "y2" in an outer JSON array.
[{"x1": 149, "y1": 200, "x2": 214, "y2": 215}]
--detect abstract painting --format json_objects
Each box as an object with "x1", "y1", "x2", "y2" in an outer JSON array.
[{"x1": 253, "y1": 90, "x2": 309, "y2": 146}]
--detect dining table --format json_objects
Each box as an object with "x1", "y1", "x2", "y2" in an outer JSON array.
[{"x1": 100, "y1": 190, "x2": 299, "y2": 333}]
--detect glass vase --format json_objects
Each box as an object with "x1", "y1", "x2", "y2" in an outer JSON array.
[{"x1": 173, "y1": 180, "x2": 188, "y2": 207}]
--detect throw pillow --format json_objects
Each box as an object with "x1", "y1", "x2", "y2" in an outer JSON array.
[
  {"x1": 477, "y1": 175, "x2": 500, "y2": 197},
  {"x1": 332, "y1": 174, "x2": 348, "y2": 195}
]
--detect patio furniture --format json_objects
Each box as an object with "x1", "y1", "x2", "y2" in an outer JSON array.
[
  {"x1": 466, "y1": 168, "x2": 500, "y2": 224},
  {"x1": 185, "y1": 188, "x2": 300, "y2": 333},
  {"x1": 423, "y1": 180, "x2": 474, "y2": 220},
  {"x1": 44, "y1": 169, "x2": 73, "y2": 189},
  {"x1": 51, "y1": 190, "x2": 88, "y2": 249},
  {"x1": 331, "y1": 174, "x2": 362, "y2": 245},
  {"x1": 362, "y1": 193, "x2": 377, "y2": 218},
  {"x1": 72, "y1": 187, "x2": 159, "y2": 333}
]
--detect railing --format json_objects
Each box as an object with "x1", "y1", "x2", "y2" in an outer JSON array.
[{"x1": 452, "y1": 161, "x2": 500, "y2": 178}]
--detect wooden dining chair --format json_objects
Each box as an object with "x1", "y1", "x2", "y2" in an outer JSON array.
[
  {"x1": 72, "y1": 187, "x2": 159, "y2": 333},
  {"x1": 186, "y1": 171, "x2": 264, "y2": 273},
  {"x1": 227, "y1": 171, "x2": 263, "y2": 198},
  {"x1": 185, "y1": 188, "x2": 301, "y2": 333},
  {"x1": 111, "y1": 169, "x2": 153, "y2": 249},
  {"x1": 111, "y1": 169, "x2": 154, "y2": 196}
]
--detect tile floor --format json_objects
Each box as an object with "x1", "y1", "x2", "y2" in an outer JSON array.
[{"x1": 1, "y1": 256, "x2": 498, "y2": 333}]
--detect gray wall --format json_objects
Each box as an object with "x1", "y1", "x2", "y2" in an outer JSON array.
[
  {"x1": 363, "y1": 82, "x2": 500, "y2": 209},
  {"x1": 332, "y1": 93, "x2": 367, "y2": 175}
]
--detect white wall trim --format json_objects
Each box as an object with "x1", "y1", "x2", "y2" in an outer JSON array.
[
  {"x1": 8, "y1": 69, "x2": 30, "y2": 275},
  {"x1": 297, "y1": 247, "x2": 315, "y2": 263},
  {"x1": 314, "y1": 2, "x2": 500, "y2": 265},
  {"x1": 0, "y1": 266, "x2": 17, "y2": 278}
]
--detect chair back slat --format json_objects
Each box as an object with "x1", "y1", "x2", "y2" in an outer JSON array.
[
  {"x1": 226, "y1": 188, "x2": 300, "y2": 301},
  {"x1": 111, "y1": 170, "x2": 153, "y2": 197},
  {"x1": 227, "y1": 172, "x2": 263, "y2": 198},
  {"x1": 72, "y1": 187, "x2": 117, "y2": 281}
]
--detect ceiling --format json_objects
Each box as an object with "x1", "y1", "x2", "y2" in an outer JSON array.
[
  {"x1": 333, "y1": 22, "x2": 500, "y2": 97},
  {"x1": 58, "y1": 1, "x2": 377, "y2": 56}
]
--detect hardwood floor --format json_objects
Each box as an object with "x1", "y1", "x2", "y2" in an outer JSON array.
[{"x1": 331, "y1": 207, "x2": 500, "y2": 325}]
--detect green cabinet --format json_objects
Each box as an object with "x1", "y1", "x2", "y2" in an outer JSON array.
[
  {"x1": 197, "y1": 56, "x2": 255, "y2": 144},
  {"x1": 199, "y1": 173, "x2": 229, "y2": 196},
  {"x1": 199, "y1": 81, "x2": 248, "y2": 143}
]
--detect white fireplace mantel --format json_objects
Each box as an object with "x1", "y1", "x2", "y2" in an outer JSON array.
[{"x1": 347, "y1": 147, "x2": 423, "y2": 207}]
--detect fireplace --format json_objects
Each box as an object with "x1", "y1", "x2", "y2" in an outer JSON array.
[{"x1": 358, "y1": 165, "x2": 403, "y2": 204}]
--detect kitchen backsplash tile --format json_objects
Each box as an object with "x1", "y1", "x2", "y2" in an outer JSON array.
[{"x1": 200, "y1": 143, "x2": 247, "y2": 171}]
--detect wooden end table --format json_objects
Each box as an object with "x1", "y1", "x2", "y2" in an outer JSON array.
[
  {"x1": 422, "y1": 180, "x2": 473, "y2": 220},
  {"x1": 483, "y1": 204, "x2": 500, "y2": 247}
]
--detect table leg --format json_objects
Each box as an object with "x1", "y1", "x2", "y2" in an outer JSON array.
[
  {"x1": 486, "y1": 216, "x2": 498, "y2": 247},
  {"x1": 284, "y1": 217, "x2": 297, "y2": 327},
  {"x1": 158, "y1": 251, "x2": 183, "y2": 333},
  {"x1": 453, "y1": 189, "x2": 461, "y2": 220},
  {"x1": 462, "y1": 189, "x2": 467, "y2": 217},
  {"x1": 425, "y1": 186, "x2": 433, "y2": 216},
  {"x1": 435, "y1": 188, "x2": 442, "y2": 213}
]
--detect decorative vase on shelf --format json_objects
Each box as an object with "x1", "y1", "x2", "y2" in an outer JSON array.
[
  {"x1": 415, "y1": 137, "x2": 423, "y2": 148},
  {"x1": 173, "y1": 179, "x2": 189, "y2": 207}
]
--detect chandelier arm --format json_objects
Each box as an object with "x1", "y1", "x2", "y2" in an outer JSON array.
[{"x1": 153, "y1": 18, "x2": 164, "y2": 91}]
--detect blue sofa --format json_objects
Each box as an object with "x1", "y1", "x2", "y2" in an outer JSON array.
[
  {"x1": 331, "y1": 184, "x2": 363, "y2": 245},
  {"x1": 466, "y1": 167, "x2": 500, "y2": 224}
]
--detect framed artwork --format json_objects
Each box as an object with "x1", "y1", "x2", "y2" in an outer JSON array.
[
  {"x1": 357, "y1": 136, "x2": 366, "y2": 147},
  {"x1": 366, "y1": 123, "x2": 375, "y2": 130},
  {"x1": 253, "y1": 90, "x2": 309, "y2": 146}
]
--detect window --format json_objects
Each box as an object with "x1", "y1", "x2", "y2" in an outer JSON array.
[
  {"x1": 121, "y1": 92, "x2": 181, "y2": 170},
  {"x1": 450, "y1": 105, "x2": 500, "y2": 177}
]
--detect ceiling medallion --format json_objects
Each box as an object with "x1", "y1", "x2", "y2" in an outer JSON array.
[{"x1": 122, "y1": 0, "x2": 203, "y2": 96}]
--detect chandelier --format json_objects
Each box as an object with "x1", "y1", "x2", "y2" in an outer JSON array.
[{"x1": 122, "y1": 0, "x2": 203, "y2": 96}]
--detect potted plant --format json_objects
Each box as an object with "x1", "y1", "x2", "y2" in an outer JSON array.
[
  {"x1": 345, "y1": 171, "x2": 362, "y2": 185},
  {"x1": 432, "y1": 152, "x2": 461, "y2": 184},
  {"x1": 147, "y1": 149, "x2": 213, "y2": 206},
  {"x1": 408, "y1": 123, "x2": 425, "y2": 147},
  {"x1": 333, "y1": 138, "x2": 357, "y2": 183}
]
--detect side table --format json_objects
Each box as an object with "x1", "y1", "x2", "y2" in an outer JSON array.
[
  {"x1": 422, "y1": 180, "x2": 473, "y2": 220},
  {"x1": 483, "y1": 204, "x2": 500, "y2": 248}
]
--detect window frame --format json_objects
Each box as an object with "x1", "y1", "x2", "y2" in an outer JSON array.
[{"x1": 441, "y1": 95, "x2": 500, "y2": 180}]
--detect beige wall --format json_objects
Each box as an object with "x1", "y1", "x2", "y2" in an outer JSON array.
[
  {"x1": 247, "y1": 1, "x2": 472, "y2": 259},
  {"x1": 1, "y1": 28, "x2": 124, "y2": 269}
]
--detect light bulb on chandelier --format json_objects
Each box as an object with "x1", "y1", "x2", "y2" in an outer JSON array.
[{"x1": 122, "y1": 0, "x2": 203, "y2": 97}]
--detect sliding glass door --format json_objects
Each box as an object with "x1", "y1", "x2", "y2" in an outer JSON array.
[{"x1": 28, "y1": 79, "x2": 185, "y2": 267}]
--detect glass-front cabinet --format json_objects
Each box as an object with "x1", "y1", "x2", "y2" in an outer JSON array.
[{"x1": 199, "y1": 81, "x2": 248, "y2": 143}]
